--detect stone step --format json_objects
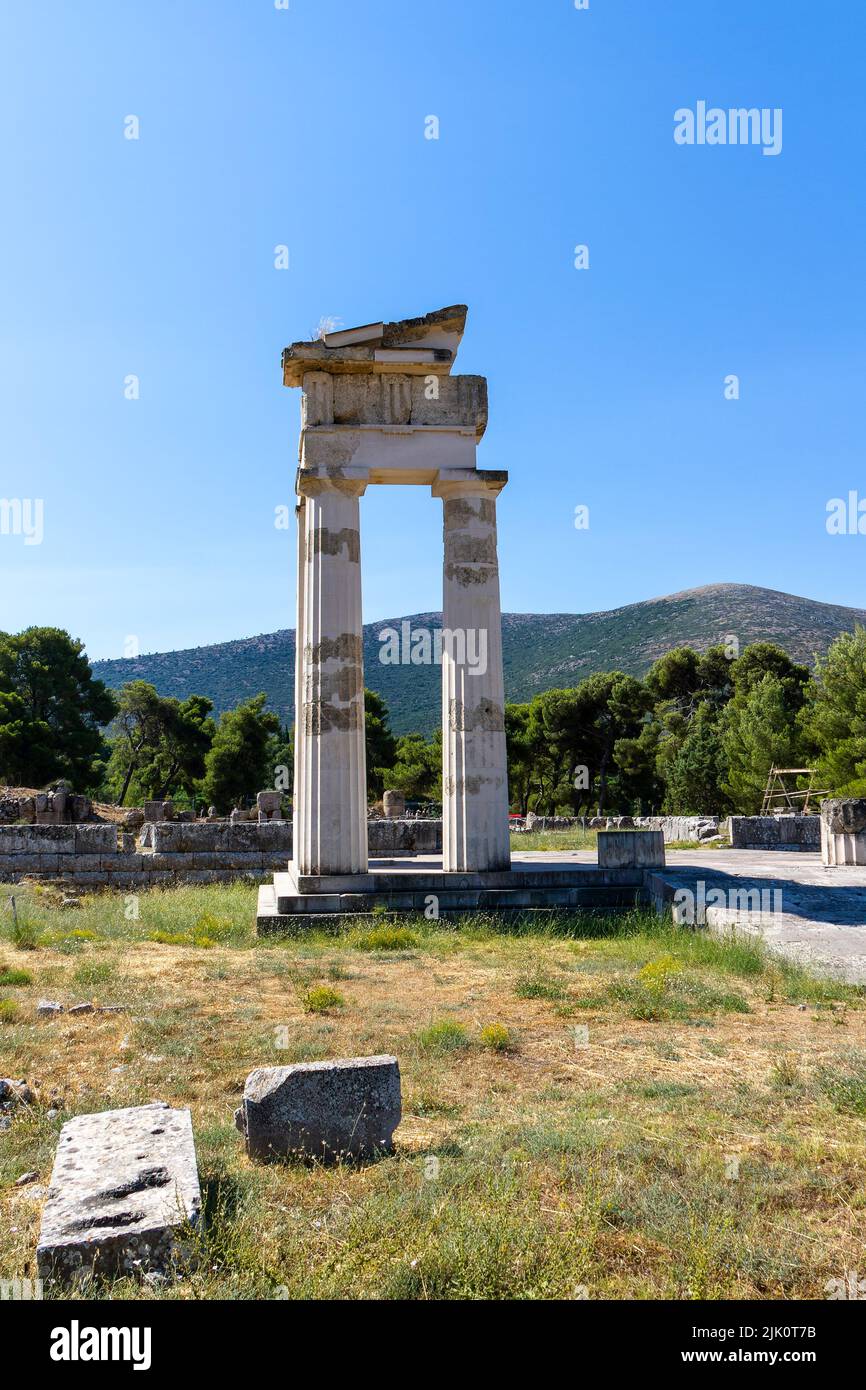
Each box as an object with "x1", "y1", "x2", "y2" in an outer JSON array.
[
  {"x1": 272, "y1": 866, "x2": 643, "y2": 913},
  {"x1": 258, "y1": 880, "x2": 644, "y2": 930}
]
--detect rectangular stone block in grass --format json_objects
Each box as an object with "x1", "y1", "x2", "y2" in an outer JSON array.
[
  {"x1": 37, "y1": 1102, "x2": 201, "y2": 1285},
  {"x1": 235, "y1": 1056, "x2": 401, "y2": 1163}
]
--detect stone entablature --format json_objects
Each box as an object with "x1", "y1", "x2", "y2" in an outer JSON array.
[{"x1": 301, "y1": 371, "x2": 487, "y2": 434}]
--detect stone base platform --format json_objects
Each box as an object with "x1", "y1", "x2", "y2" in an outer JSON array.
[{"x1": 257, "y1": 856, "x2": 648, "y2": 932}]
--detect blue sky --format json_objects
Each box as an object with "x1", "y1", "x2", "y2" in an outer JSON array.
[{"x1": 1, "y1": 0, "x2": 863, "y2": 662}]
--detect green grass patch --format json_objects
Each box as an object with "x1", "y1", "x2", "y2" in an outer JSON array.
[
  {"x1": 352, "y1": 925, "x2": 420, "y2": 952},
  {"x1": 417, "y1": 1019, "x2": 469, "y2": 1053},
  {"x1": 0, "y1": 967, "x2": 32, "y2": 987},
  {"x1": 818, "y1": 1050, "x2": 866, "y2": 1115},
  {"x1": 515, "y1": 973, "x2": 570, "y2": 1002}
]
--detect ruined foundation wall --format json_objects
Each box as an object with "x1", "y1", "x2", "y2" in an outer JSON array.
[
  {"x1": 727, "y1": 815, "x2": 820, "y2": 851},
  {"x1": 0, "y1": 818, "x2": 443, "y2": 885}
]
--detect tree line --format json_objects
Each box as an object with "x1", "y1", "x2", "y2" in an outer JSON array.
[{"x1": 1, "y1": 625, "x2": 865, "y2": 815}]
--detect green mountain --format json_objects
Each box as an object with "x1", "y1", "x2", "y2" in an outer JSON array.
[{"x1": 90, "y1": 583, "x2": 866, "y2": 737}]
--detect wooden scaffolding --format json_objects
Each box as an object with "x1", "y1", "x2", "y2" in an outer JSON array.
[{"x1": 760, "y1": 766, "x2": 828, "y2": 816}]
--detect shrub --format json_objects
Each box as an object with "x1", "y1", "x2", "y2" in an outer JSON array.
[
  {"x1": 148, "y1": 930, "x2": 216, "y2": 949},
  {"x1": 8, "y1": 904, "x2": 41, "y2": 950},
  {"x1": 72, "y1": 960, "x2": 116, "y2": 988},
  {"x1": 638, "y1": 955, "x2": 682, "y2": 993},
  {"x1": 770, "y1": 1054, "x2": 802, "y2": 1091},
  {"x1": 0, "y1": 998, "x2": 19, "y2": 1023},
  {"x1": 303, "y1": 985, "x2": 345, "y2": 1014},
  {"x1": 480, "y1": 1023, "x2": 514, "y2": 1052}
]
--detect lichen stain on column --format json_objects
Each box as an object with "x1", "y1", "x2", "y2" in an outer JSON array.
[
  {"x1": 447, "y1": 698, "x2": 506, "y2": 732},
  {"x1": 312, "y1": 526, "x2": 361, "y2": 562},
  {"x1": 306, "y1": 633, "x2": 363, "y2": 664}
]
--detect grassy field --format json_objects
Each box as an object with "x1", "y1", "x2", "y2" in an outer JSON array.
[
  {"x1": 509, "y1": 828, "x2": 728, "y2": 854},
  {"x1": 2, "y1": 880, "x2": 866, "y2": 1300},
  {"x1": 510, "y1": 827, "x2": 599, "y2": 852}
]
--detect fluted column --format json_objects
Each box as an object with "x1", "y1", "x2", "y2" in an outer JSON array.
[
  {"x1": 433, "y1": 476, "x2": 510, "y2": 872},
  {"x1": 292, "y1": 498, "x2": 306, "y2": 858},
  {"x1": 293, "y1": 475, "x2": 368, "y2": 876}
]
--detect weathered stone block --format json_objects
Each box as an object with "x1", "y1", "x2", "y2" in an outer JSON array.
[
  {"x1": 256, "y1": 790, "x2": 282, "y2": 823},
  {"x1": 728, "y1": 815, "x2": 820, "y2": 851},
  {"x1": 37, "y1": 1103, "x2": 201, "y2": 1284},
  {"x1": 821, "y1": 798, "x2": 866, "y2": 866},
  {"x1": 66, "y1": 854, "x2": 103, "y2": 872},
  {"x1": 74, "y1": 824, "x2": 118, "y2": 854},
  {"x1": 367, "y1": 818, "x2": 442, "y2": 855},
  {"x1": 598, "y1": 829, "x2": 665, "y2": 869},
  {"x1": 0, "y1": 825, "x2": 76, "y2": 853},
  {"x1": 822, "y1": 798, "x2": 866, "y2": 836},
  {"x1": 235, "y1": 1056, "x2": 401, "y2": 1163},
  {"x1": 0, "y1": 852, "x2": 44, "y2": 872},
  {"x1": 150, "y1": 821, "x2": 215, "y2": 853},
  {"x1": 382, "y1": 790, "x2": 406, "y2": 820}
]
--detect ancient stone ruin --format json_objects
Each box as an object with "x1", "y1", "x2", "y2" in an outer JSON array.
[
  {"x1": 36, "y1": 1102, "x2": 201, "y2": 1285},
  {"x1": 285, "y1": 305, "x2": 509, "y2": 879},
  {"x1": 235, "y1": 1056, "x2": 402, "y2": 1163},
  {"x1": 821, "y1": 798, "x2": 866, "y2": 866}
]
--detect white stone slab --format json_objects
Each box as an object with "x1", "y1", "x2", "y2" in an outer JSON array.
[{"x1": 37, "y1": 1103, "x2": 201, "y2": 1284}]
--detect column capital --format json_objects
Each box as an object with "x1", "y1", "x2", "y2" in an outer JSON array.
[
  {"x1": 296, "y1": 467, "x2": 369, "y2": 500},
  {"x1": 431, "y1": 468, "x2": 508, "y2": 501}
]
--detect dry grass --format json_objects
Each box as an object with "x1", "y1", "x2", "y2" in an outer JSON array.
[{"x1": 1, "y1": 881, "x2": 865, "y2": 1300}]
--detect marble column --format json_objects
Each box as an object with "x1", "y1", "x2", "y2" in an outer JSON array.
[
  {"x1": 293, "y1": 476, "x2": 368, "y2": 876},
  {"x1": 433, "y1": 476, "x2": 510, "y2": 872}
]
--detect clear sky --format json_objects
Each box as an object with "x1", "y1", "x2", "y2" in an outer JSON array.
[{"x1": 1, "y1": 0, "x2": 863, "y2": 663}]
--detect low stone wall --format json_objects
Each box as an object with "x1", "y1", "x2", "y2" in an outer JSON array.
[
  {"x1": 0, "y1": 821, "x2": 291, "y2": 886},
  {"x1": 0, "y1": 818, "x2": 444, "y2": 886},
  {"x1": 368, "y1": 818, "x2": 442, "y2": 856},
  {"x1": 146, "y1": 821, "x2": 292, "y2": 854},
  {"x1": 727, "y1": 815, "x2": 820, "y2": 851},
  {"x1": 513, "y1": 814, "x2": 721, "y2": 843}
]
